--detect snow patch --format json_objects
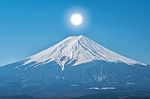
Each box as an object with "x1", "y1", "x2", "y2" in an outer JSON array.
[
  {"x1": 89, "y1": 87, "x2": 99, "y2": 90},
  {"x1": 101, "y1": 87, "x2": 116, "y2": 90}
]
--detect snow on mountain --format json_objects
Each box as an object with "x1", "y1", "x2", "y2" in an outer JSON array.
[{"x1": 23, "y1": 35, "x2": 145, "y2": 70}]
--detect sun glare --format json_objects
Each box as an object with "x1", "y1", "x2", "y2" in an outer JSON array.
[{"x1": 70, "y1": 13, "x2": 83, "y2": 26}]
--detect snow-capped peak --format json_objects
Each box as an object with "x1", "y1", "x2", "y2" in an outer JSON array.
[{"x1": 24, "y1": 35, "x2": 145, "y2": 70}]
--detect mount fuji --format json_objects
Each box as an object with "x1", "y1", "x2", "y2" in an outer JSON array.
[
  {"x1": 23, "y1": 35, "x2": 145, "y2": 69},
  {"x1": 0, "y1": 35, "x2": 150, "y2": 98}
]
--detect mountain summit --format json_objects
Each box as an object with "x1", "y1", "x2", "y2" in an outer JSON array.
[{"x1": 24, "y1": 35, "x2": 144, "y2": 70}]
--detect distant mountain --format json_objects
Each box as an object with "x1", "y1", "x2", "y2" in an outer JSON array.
[{"x1": 0, "y1": 35, "x2": 149, "y2": 98}]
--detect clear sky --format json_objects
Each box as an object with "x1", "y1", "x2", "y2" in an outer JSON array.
[{"x1": 0, "y1": 0, "x2": 150, "y2": 65}]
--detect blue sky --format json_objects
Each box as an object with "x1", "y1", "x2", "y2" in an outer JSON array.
[{"x1": 0, "y1": 0, "x2": 150, "y2": 65}]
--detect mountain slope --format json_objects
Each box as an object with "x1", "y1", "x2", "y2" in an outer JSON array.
[{"x1": 23, "y1": 35, "x2": 145, "y2": 70}]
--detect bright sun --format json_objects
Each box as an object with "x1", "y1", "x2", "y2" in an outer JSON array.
[{"x1": 70, "y1": 13, "x2": 83, "y2": 26}]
